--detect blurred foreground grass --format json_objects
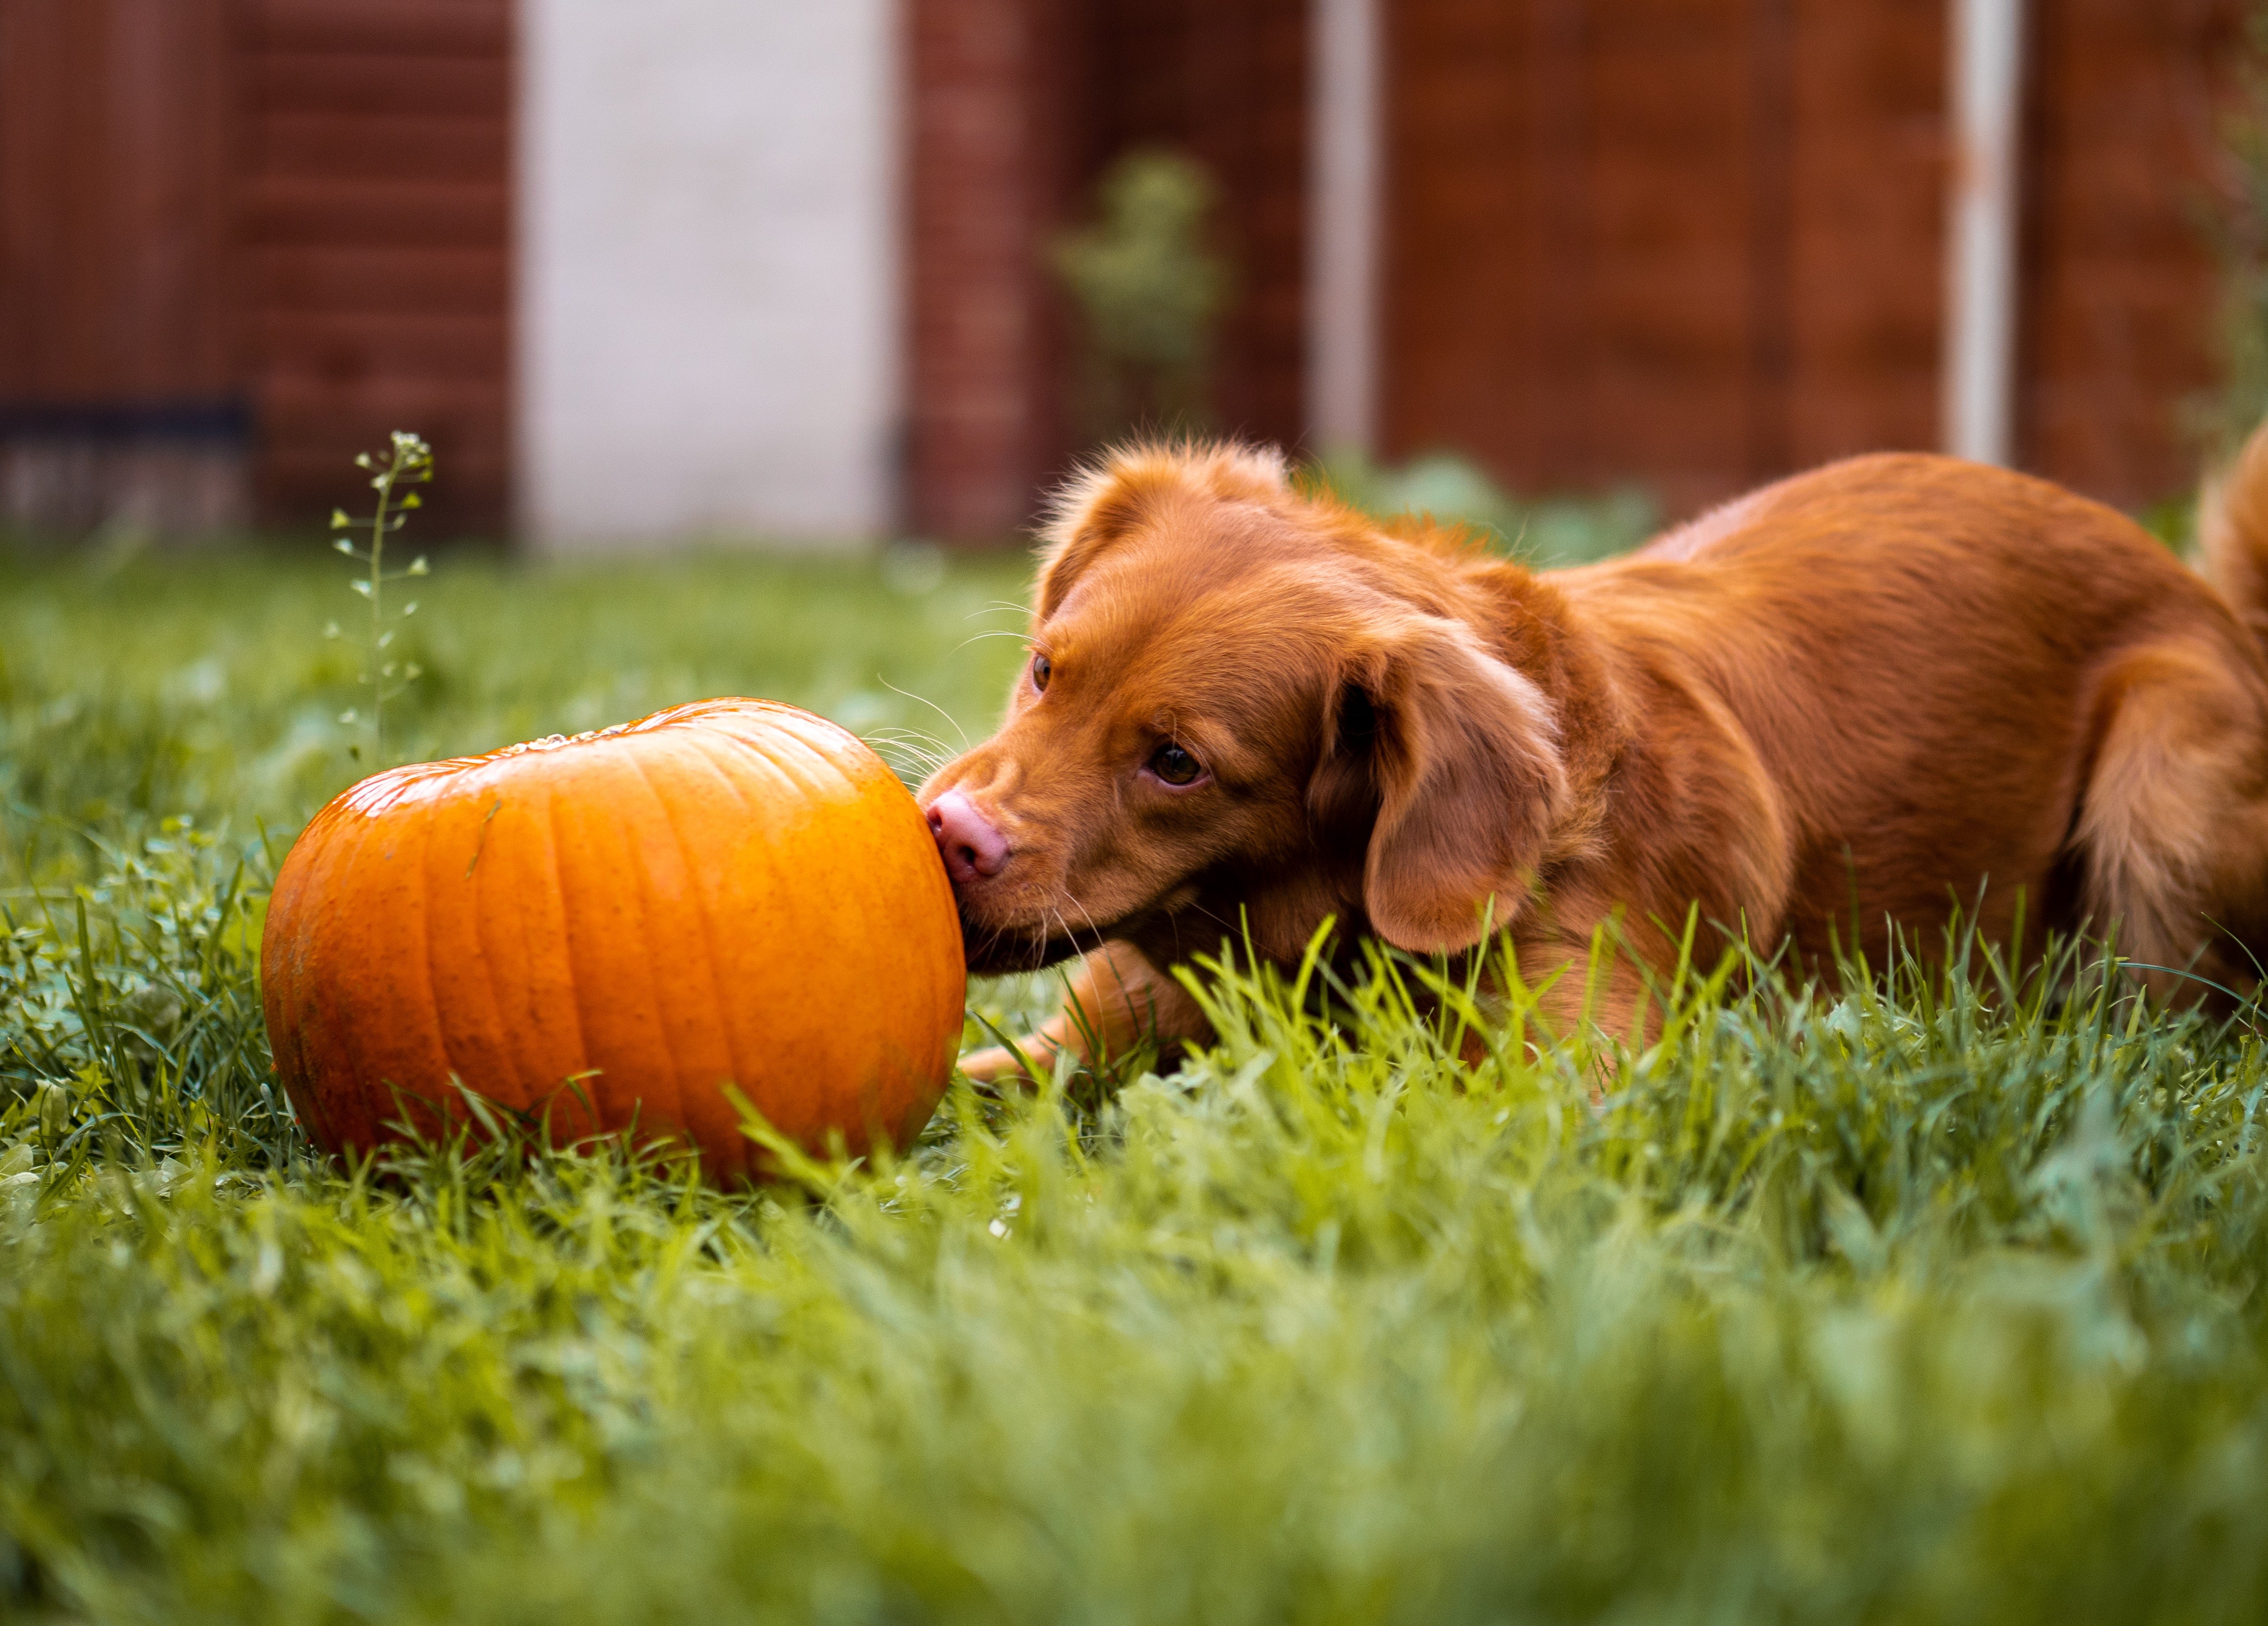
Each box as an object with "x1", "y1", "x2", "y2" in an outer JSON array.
[{"x1": 4, "y1": 533, "x2": 2268, "y2": 1624}]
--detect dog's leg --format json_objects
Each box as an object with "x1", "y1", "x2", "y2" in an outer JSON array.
[
  {"x1": 2073, "y1": 635, "x2": 2268, "y2": 1009},
  {"x1": 959, "y1": 940, "x2": 1213, "y2": 1085},
  {"x1": 1464, "y1": 928, "x2": 1664, "y2": 1106}
]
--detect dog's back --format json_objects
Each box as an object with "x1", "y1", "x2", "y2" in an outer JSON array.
[{"x1": 1555, "y1": 446, "x2": 2268, "y2": 989}]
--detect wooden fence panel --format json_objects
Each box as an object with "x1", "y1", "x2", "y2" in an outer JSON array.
[
  {"x1": 904, "y1": 0, "x2": 1084, "y2": 540},
  {"x1": 1784, "y1": 3, "x2": 1944, "y2": 471},
  {"x1": 0, "y1": 0, "x2": 237, "y2": 401},
  {"x1": 2023, "y1": 0, "x2": 2240, "y2": 508},
  {"x1": 1380, "y1": 0, "x2": 1540, "y2": 479},
  {"x1": 0, "y1": 0, "x2": 243, "y2": 533},
  {"x1": 236, "y1": 0, "x2": 514, "y2": 535},
  {"x1": 1386, "y1": 0, "x2": 1944, "y2": 517},
  {"x1": 1581, "y1": 0, "x2": 1761, "y2": 500},
  {"x1": 1, "y1": 0, "x2": 511, "y2": 537}
]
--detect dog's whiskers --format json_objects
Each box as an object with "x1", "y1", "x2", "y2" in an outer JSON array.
[
  {"x1": 1056, "y1": 886, "x2": 1111, "y2": 962},
  {"x1": 864, "y1": 727, "x2": 956, "y2": 773},
  {"x1": 953, "y1": 629, "x2": 1039, "y2": 649},
  {"x1": 877, "y1": 678, "x2": 971, "y2": 753}
]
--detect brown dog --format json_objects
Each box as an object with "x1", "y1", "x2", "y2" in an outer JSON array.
[{"x1": 919, "y1": 429, "x2": 2268, "y2": 1080}]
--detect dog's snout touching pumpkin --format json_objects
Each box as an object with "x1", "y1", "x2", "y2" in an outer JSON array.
[
  {"x1": 925, "y1": 790, "x2": 1009, "y2": 887},
  {"x1": 926, "y1": 432, "x2": 2268, "y2": 1089}
]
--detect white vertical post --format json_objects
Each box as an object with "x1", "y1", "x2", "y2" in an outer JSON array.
[
  {"x1": 1943, "y1": 0, "x2": 2027, "y2": 467},
  {"x1": 517, "y1": 0, "x2": 900, "y2": 548},
  {"x1": 1309, "y1": 0, "x2": 1380, "y2": 454}
]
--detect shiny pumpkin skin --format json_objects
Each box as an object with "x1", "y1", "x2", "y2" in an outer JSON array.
[{"x1": 260, "y1": 699, "x2": 966, "y2": 1181}]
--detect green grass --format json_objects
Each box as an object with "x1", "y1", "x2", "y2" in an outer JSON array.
[
  {"x1": 1310, "y1": 450, "x2": 1657, "y2": 567},
  {"x1": 5, "y1": 537, "x2": 2268, "y2": 1624}
]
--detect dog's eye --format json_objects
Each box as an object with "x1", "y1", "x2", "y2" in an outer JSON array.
[
  {"x1": 1031, "y1": 654, "x2": 1051, "y2": 692},
  {"x1": 1150, "y1": 743, "x2": 1203, "y2": 786}
]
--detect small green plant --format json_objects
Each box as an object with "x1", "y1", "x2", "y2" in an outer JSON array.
[
  {"x1": 1314, "y1": 447, "x2": 1658, "y2": 568},
  {"x1": 324, "y1": 431, "x2": 434, "y2": 764},
  {"x1": 1052, "y1": 149, "x2": 1230, "y2": 443}
]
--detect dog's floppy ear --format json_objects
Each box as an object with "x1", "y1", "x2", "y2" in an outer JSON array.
[
  {"x1": 1314, "y1": 614, "x2": 1565, "y2": 952},
  {"x1": 1037, "y1": 442, "x2": 1290, "y2": 617}
]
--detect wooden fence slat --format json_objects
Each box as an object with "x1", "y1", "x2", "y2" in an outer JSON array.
[
  {"x1": 239, "y1": 178, "x2": 509, "y2": 248},
  {"x1": 246, "y1": 247, "x2": 508, "y2": 316},
  {"x1": 0, "y1": 0, "x2": 237, "y2": 402},
  {"x1": 255, "y1": 312, "x2": 507, "y2": 374},
  {"x1": 245, "y1": 0, "x2": 509, "y2": 56},
  {"x1": 245, "y1": 113, "x2": 509, "y2": 183},
  {"x1": 245, "y1": 54, "x2": 509, "y2": 119},
  {"x1": 233, "y1": 0, "x2": 513, "y2": 532}
]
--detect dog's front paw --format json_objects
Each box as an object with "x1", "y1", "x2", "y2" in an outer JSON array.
[{"x1": 957, "y1": 1040, "x2": 1053, "y2": 1087}]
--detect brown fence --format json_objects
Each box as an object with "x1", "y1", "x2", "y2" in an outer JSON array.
[
  {"x1": 905, "y1": 0, "x2": 1309, "y2": 540},
  {"x1": 1385, "y1": 1, "x2": 1948, "y2": 517},
  {"x1": 1385, "y1": 0, "x2": 2240, "y2": 518},
  {"x1": 3, "y1": 2, "x2": 2248, "y2": 542},
  {"x1": 911, "y1": 0, "x2": 2248, "y2": 536},
  {"x1": 238, "y1": 0, "x2": 513, "y2": 534},
  {"x1": 0, "y1": 0, "x2": 242, "y2": 531},
  {"x1": 2023, "y1": 0, "x2": 2241, "y2": 506},
  {"x1": 0, "y1": 0, "x2": 512, "y2": 536}
]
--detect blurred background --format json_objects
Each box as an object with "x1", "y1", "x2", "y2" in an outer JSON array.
[{"x1": 0, "y1": 0, "x2": 2255, "y2": 553}]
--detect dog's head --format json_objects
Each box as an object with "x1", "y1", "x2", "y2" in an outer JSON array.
[{"x1": 917, "y1": 443, "x2": 1568, "y2": 973}]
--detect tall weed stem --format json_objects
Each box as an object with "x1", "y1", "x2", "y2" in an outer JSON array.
[{"x1": 326, "y1": 431, "x2": 434, "y2": 764}]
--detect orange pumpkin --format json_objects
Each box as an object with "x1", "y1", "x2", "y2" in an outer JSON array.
[{"x1": 260, "y1": 699, "x2": 966, "y2": 1180}]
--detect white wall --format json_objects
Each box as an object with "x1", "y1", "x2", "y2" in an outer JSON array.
[
  {"x1": 1308, "y1": 0, "x2": 1379, "y2": 455},
  {"x1": 1942, "y1": 0, "x2": 2027, "y2": 467},
  {"x1": 519, "y1": 0, "x2": 899, "y2": 548}
]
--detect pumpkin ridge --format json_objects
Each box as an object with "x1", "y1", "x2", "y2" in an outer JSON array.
[
  {"x1": 501, "y1": 768, "x2": 589, "y2": 1138},
  {"x1": 611, "y1": 737, "x2": 723, "y2": 1171},
  {"x1": 640, "y1": 733, "x2": 771, "y2": 1166},
  {"x1": 331, "y1": 816, "x2": 392, "y2": 1149},
  {"x1": 410, "y1": 791, "x2": 485, "y2": 1133},
  {"x1": 697, "y1": 729, "x2": 822, "y2": 1139},
  {"x1": 538, "y1": 778, "x2": 600, "y2": 1119},
  {"x1": 457, "y1": 786, "x2": 526, "y2": 1112},
  {"x1": 266, "y1": 822, "x2": 341, "y2": 1150},
  {"x1": 703, "y1": 717, "x2": 842, "y2": 804},
  {"x1": 581, "y1": 743, "x2": 697, "y2": 1151},
  {"x1": 671, "y1": 727, "x2": 804, "y2": 1166}
]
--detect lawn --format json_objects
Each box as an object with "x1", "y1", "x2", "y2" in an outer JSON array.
[{"x1": 4, "y1": 527, "x2": 2268, "y2": 1624}]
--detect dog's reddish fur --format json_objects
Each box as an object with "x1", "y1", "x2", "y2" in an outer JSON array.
[{"x1": 919, "y1": 432, "x2": 2268, "y2": 1079}]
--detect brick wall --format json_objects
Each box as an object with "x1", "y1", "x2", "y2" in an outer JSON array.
[
  {"x1": 904, "y1": 0, "x2": 1309, "y2": 542},
  {"x1": 904, "y1": 0, "x2": 1082, "y2": 542},
  {"x1": 1081, "y1": 0, "x2": 1309, "y2": 451}
]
